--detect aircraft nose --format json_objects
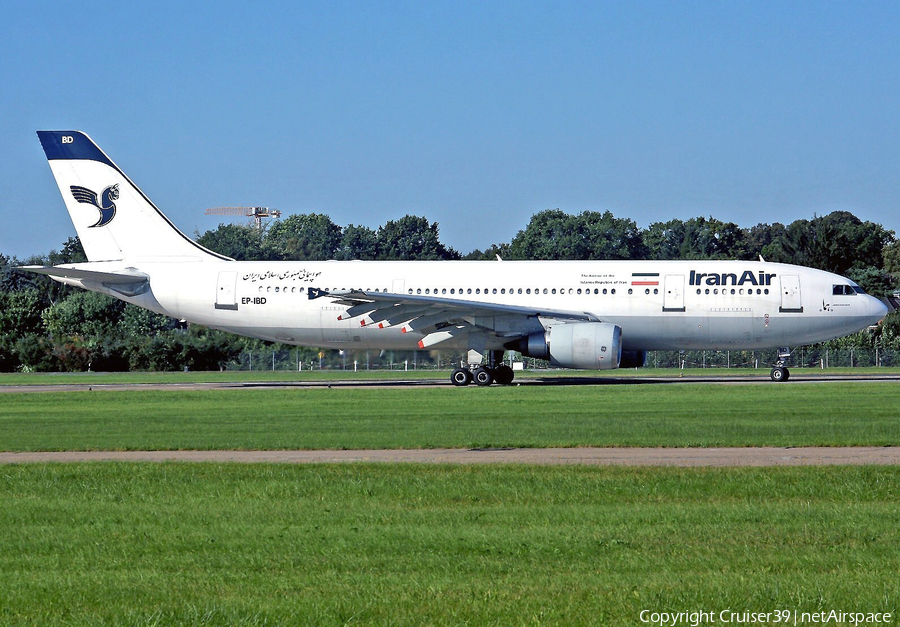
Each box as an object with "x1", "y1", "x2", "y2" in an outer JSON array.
[{"x1": 867, "y1": 296, "x2": 889, "y2": 324}]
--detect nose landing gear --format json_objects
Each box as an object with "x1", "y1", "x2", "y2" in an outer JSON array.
[{"x1": 770, "y1": 347, "x2": 792, "y2": 382}]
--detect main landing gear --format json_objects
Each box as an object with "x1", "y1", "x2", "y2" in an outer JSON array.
[
  {"x1": 451, "y1": 351, "x2": 514, "y2": 386},
  {"x1": 770, "y1": 347, "x2": 792, "y2": 382}
]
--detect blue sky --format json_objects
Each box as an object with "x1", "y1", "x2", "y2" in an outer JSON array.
[{"x1": 2, "y1": 0, "x2": 898, "y2": 259}]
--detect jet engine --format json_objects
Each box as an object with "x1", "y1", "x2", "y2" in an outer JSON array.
[{"x1": 512, "y1": 322, "x2": 623, "y2": 370}]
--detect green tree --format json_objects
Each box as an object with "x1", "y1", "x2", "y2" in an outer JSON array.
[
  {"x1": 745, "y1": 222, "x2": 786, "y2": 258},
  {"x1": 509, "y1": 210, "x2": 645, "y2": 260},
  {"x1": 644, "y1": 217, "x2": 748, "y2": 260},
  {"x1": 375, "y1": 216, "x2": 459, "y2": 260},
  {"x1": 463, "y1": 243, "x2": 512, "y2": 260},
  {"x1": 43, "y1": 291, "x2": 124, "y2": 339},
  {"x1": 0, "y1": 289, "x2": 48, "y2": 337},
  {"x1": 196, "y1": 223, "x2": 275, "y2": 261},
  {"x1": 267, "y1": 214, "x2": 343, "y2": 260},
  {"x1": 48, "y1": 236, "x2": 87, "y2": 265},
  {"x1": 882, "y1": 241, "x2": 900, "y2": 275},
  {"x1": 846, "y1": 266, "x2": 897, "y2": 298},
  {"x1": 762, "y1": 212, "x2": 893, "y2": 275},
  {"x1": 336, "y1": 224, "x2": 379, "y2": 260}
]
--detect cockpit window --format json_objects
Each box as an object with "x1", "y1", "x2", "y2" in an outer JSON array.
[
  {"x1": 852, "y1": 285, "x2": 866, "y2": 295},
  {"x1": 832, "y1": 285, "x2": 858, "y2": 296}
]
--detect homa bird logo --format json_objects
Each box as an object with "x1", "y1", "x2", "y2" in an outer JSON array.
[{"x1": 69, "y1": 184, "x2": 119, "y2": 227}]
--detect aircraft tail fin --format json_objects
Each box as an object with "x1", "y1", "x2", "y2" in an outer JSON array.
[{"x1": 37, "y1": 131, "x2": 230, "y2": 263}]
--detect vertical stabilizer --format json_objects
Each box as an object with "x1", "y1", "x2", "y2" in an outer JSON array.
[{"x1": 37, "y1": 131, "x2": 230, "y2": 263}]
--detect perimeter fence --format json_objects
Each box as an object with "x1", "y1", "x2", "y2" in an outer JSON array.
[{"x1": 225, "y1": 348, "x2": 900, "y2": 372}]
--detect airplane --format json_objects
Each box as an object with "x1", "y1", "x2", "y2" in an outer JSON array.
[{"x1": 23, "y1": 130, "x2": 888, "y2": 385}]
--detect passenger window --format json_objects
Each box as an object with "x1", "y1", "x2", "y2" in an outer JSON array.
[
  {"x1": 611, "y1": 289, "x2": 616, "y2": 295},
  {"x1": 551, "y1": 289, "x2": 557, "y2": 294}
]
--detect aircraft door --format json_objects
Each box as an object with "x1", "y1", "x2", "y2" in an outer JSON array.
[
  {"x1": 662, "y1": 275, "x2": 686, "y2": 312},
  {"x1": 391, "y1": 279, "x2": 405, "y2": 294},
  {"x1": 215, "y1": 271, "x2": 238, "y2": 310},
  {"x1": 779, "y1": 275, "x2": 803, "y2": 313}
]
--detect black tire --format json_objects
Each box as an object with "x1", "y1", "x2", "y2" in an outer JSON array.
[
  {"x1": 493, "y1": 364, "x2": 514, "y2": 385},
  {"x1": 473, "y1": 367, "x2": 494, "y2": 386},
  {"x1": 770, "y1": 367, "x2": 786, "y2": 382},
  {"x1": 451, "y1": 367, "x2": 472, "y2": 387}
]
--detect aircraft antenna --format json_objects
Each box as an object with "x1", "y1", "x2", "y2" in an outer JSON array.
[{"x1": 205, "y1": 206, "x2": 282, "y2": 231}]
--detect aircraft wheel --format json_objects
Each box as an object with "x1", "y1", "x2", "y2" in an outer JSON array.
[
  {"x1": 473, "y1": 367, "x2": 494, "y2": 386},
  {"x1": 493, "y1": 365, "x2": 514, "y2": 385},
  {"x1": 451, "y1": 367, "x2": 472, "y2": 387},
  {"x1": 770, "y1": 366, "x2": 789, "y2": 382}
]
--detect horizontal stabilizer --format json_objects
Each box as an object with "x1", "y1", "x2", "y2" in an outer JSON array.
[{"x1": 19, "y1": 265, "x2": 150, "y2": 296}]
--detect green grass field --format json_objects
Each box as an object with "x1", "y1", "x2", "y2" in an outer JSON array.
[
  {"x1": 1, "y1": 382, "x2": 899, "y2": 451},
  {"x1": 1, "y1": 464, "x2": 897, "y2": 626},
  {"x1": 2, "y1": 376, "x2": 898, "y2": 624}
]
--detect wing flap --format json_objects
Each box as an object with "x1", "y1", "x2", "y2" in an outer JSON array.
[{"x1": 317, "y1": 288, "x2": 602, "y2": 345}]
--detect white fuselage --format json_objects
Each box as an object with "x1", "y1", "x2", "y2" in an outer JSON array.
[{"x1": 110, "y1": 258, "x2": 885, "y2": 353}]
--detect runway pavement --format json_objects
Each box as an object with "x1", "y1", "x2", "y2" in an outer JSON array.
[
  {"x1": 2, "y1": 372, "x2": 900, "y2": 393},
  {"x1": 1, "y1": 447, "x2": 898, "y2": 466}
]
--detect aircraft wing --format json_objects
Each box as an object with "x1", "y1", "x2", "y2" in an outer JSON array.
[
  {"x1": 19, "y1": 265, "x2": 150, "y2": 297},
  {"x1": 317, "y1": 288, "x2": 600, "y2": 348}
]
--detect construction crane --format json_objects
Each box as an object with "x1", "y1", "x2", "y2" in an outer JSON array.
[{"x1": 205, "y1": 206, "x2": 282, "y2": 231}]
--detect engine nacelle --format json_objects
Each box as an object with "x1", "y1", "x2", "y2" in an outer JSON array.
[{"x1": 514, "y1": 322, "x2": 623, "y2": 370}]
